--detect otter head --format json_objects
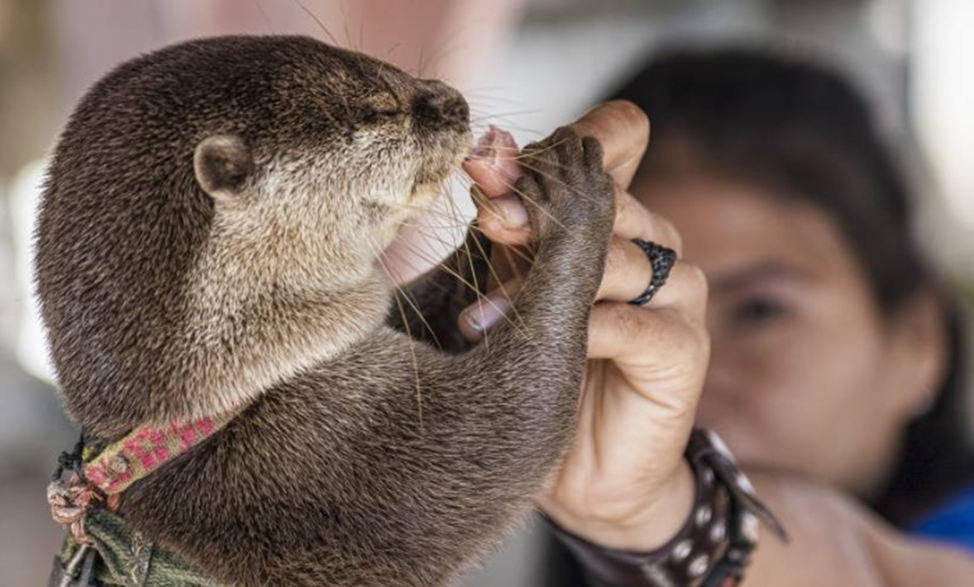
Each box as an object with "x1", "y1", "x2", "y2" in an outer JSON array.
[{"x1": 35, "y1": 36, "x2": 471, "y2": 437}]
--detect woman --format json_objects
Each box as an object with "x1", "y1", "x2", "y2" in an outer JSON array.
[
  {"x1": 461, "y1": 49, "x2": 974, "y2": 585},
  {"x1": 608, "y1": 49, "x2": 974, "y2": 537}
]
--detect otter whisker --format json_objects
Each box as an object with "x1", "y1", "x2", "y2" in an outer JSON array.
[
  {"x1": 463, "y1": 136, "x2": 566, "y2": 165},
  {"x1": 514, "y1": 160, "x2": 604, "y2": 208},
  {"x1": 461, "y1": 85, "x2": 517, "y2": 96},
  {"x1": 471, "y1": 109, "x2": 543, "y2": 123},
  {"x1": 369, "y1": 238, "x2": 427, "y2": 431},
  {"x1": 465, "y1": 136, "x2": 571, "y2": 162},
  {"x1": 444, "y1": 186, "x2": 495, "y2": 348},
  {"x1": 358, "y1": 3, "x2": 365, "y2": 52},
  {"x1": 463, "y1": 224, "x2": 530, "y2": 342},
  {"x1": 385, "y1": 41, "x2": 404, "y2": 60},
  {"x1": 252, "y1": 0, "x2": 272, "y2": 30},
  {"x1": 393, "y1": 217, "x2": 538, "y2": 277},
  {"x1": 463, "y1": 94, "x2": 532, "y2": 108},
  {"x1": 417, "y1": 26, "x2": 430, "y2": 78},
  {"x1": 466, "y1": 143, "x2": 606, "y2": 212},
  {"x1": 430, "y1": 183, "x2": 532, "y2": 334},
  {"x1": 338, "y1": 0, "x2": 355, "y2": 50},
  {"x1": 391, "y1": 233, "x2": 530, "y2": 340},
  {"x1": 388, "y1": 207, "x2": 537, "y2": 277},
  {"x1": 471, "y1": 121, "x2": 543, "y2": 138},
  {"x1": 487, "y1": 176, "x2": 569, "y2": 234},
  {"x1": 291, "y1": 0, "x2": 341, "y2": 47}
]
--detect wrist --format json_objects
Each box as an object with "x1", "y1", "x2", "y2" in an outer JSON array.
[
  {"x1": 545, "y1": 461, "x2": 696, "y2": 552},
  {"x1": 547, "y1": 428, "x2": 789, "y2": 587}
]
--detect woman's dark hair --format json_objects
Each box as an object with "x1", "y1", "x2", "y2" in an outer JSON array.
[{"x1": 606, "y1": 47, "x2": 973, "y2": 526}]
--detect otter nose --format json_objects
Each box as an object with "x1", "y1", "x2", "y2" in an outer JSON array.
[{"x1": 412, "y1": 79, "x2": 470, "y2": 128}]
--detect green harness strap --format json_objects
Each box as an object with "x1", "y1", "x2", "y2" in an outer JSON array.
[
  {"x1": 54, "y1": 508, "x2": 219, "y2": 587},
  {"x1": 50, "y1": 408, "x2": 244, "y2": 586}
]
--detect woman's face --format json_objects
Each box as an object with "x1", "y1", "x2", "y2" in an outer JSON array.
[{"x1": 636, "y1": 174, "x2": 943, "y2": 497}]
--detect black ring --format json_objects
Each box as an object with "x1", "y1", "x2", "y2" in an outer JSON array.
[{"x1": 629, "y1": 239, "x2": 677, "y2": 306}]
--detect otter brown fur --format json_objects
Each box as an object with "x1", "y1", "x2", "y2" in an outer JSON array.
[{"x1": 36, "y1": 35, "x2": 615, "y2": 586}]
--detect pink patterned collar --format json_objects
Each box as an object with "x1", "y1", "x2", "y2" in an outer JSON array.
[{"x1": 84, "y1": 408, "x2": 241, "y2": 496}]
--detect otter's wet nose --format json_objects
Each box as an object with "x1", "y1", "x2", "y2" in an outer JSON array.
[{"x1": 413, "y1": 80, "x2": 470, "y2": 128}]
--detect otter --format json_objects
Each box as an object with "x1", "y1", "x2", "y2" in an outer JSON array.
[{"x1": 36, "y1": 35, "x2": 615, "y2": 587}]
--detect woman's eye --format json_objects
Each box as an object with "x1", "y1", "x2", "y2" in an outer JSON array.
[{"x1": 733, "y1": 296, "x2": 789, "y2": 327}]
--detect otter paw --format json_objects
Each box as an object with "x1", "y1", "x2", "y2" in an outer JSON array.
[{"x1": 514, "y1": 127, "x2": 615, "y2": 241}]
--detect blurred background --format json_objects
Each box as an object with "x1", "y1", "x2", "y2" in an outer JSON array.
[{"x1": 0, "y1": 0, "x2": 970, "y2": 584}]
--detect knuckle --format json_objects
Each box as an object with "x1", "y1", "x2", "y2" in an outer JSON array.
[
  {"x1": 667, "y1": 225, "x2": 685, "y2": 254},
  {"x1": 596, "y1": 304, "x2": 632, "y2": 339},
  {"x1": 682, "y1": 263, "x2": 710, "y2": 308},
  {"x1": 605, "y1": 239, "x2": 637, "y2": 276},
  {"x1": 685, "y1": 263, "x2": 708, "y2": 290},
  {"x1": 676, "y1": 317, "x2": 711, "y2": 366},
  {"x1": 648, "y1": 212, "x2": 683, "y2": 252},
  {"x1": 608, "y1": 100, "x2": 650, "y2": 140},
  {"x1": 617, "y1": 307, "x2": 647, "y2": 341},
  {"x1": 614, "y1": 187, "x2": 631, "y2": 214},
  {"x1": 694, "y1": 328, "x2": 712, "y2": 360}
]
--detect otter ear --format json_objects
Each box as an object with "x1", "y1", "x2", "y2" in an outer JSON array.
[{"x1": 193, "y1": 135, "x2": 254, "y2": 199}]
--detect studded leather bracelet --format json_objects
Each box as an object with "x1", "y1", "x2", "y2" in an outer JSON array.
[{"x1": 547, "y1": 428, "x2": 787, "y2": 587}]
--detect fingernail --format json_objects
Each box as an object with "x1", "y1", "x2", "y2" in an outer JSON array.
[
  {"x1": 463, "y1": 294, "x2": 510, "y2": 334},
  {"x1": 495, "y1": 196, "x2": 529, "y2": 227},
  {"x1": 471, "y1": 128, "x2": 500, "y2": 162},
  {"x1": 471, "y1": 144, "x2": 495, "y2": 161}
]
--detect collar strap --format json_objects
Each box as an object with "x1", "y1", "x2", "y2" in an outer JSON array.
[{"x1": 84, "y1": 408, "x2": 241, "y2": 495}]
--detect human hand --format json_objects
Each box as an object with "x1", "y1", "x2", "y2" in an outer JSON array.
[{"x1": 461, "y1": 101, "x2": 710, "y2": 551}]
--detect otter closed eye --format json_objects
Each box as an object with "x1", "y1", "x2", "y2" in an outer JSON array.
[{"x1": 361, "y1": 91, "x2": 402, "y2": 122}]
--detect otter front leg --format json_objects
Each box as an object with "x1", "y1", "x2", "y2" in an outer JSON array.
[
  {"x1": 394, "y1": 126, "x2": 616, "y2": 582},
  {"x1": 371, "y1": 127, "x2": 616, "y2": 583},
  {"x1": 449, "y1": 125, "x2": 616, "y2": 446}
]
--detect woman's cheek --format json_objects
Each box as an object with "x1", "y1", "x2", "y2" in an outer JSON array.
[
  {"x1": 704, "y1": 315, "x2": 830, "y2": 470},
  {"x1": 755, "y1": 306, "x2": 890, "y2": 485}
]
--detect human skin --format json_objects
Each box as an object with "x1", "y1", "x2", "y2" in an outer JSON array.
[{"x1": 453, "y1": 102, "x2": 974, "y2": 584}]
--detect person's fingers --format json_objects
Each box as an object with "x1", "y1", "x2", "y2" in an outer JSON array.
[
  {"x1": 465, "y1": 101, "x2": 649, "y2": 199},
  {"x1": 457, "y1": 218, "x2": 703, "y2": 342},
  {"x1": 463, "y1": 126, "x2": 522, "y2": 198},
  {"x1": 598, "y1": 253, "x2": 706, "y2": 315},
  {"x1": 641, "y1": 263, "x2": 708, "y2": 316},
  {"x1": 586, "y1": 301, "x2": 710, "y2": 365},
  {"x1": 457, "y1": 279, "x2": 524, "y2": 342},
  {"x1": 596, "y1": 200, "x2": 689, "y2": 306},
  {"x1": 612, "y1": 189, "x2": 683, "y2": 253},
  {"x1": 464, "y1": 128, "x2": 530, "y2": 245},
  {"x1": 570, "y1": 100, "x2": 650, "y2": 190},
  {"x1": 477, "y1": 182, "x2": 678, "y2": 250},
  {"x1": 466, "y1": 102, "x2": 649, "y2": 244},
  {"x1": 457, "y1": 253, "x2": 707, "y2": 343},
  {"x1": 474, "y1": 192, "x2": 532, "y2": 246}
]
